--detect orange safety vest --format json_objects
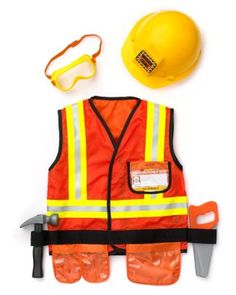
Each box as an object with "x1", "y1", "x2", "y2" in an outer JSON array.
[{"x1": 47, "y1": 96, "x2": 188, "y2": 284}]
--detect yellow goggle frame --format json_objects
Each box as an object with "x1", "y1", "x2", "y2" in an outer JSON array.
[{"x1": 45, "y1": 34, "x2": 102, "y2": 92}]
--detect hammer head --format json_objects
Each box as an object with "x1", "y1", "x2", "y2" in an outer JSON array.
[{"x1": 20, "y1": 214, "x2": 59, "y2": 228}]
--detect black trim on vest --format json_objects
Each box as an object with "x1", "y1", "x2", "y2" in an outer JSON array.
[
  {"x1": 91, "y1": 96, "x2": 141, "y2": 101},
  {"x1": 109, "y1": 249, "x2": 126, "y2": 256},
  {"x1": 89, "y1": 98, "x2": 116, "y2": 148},
  {"x1": 89, "y1": 96, "x2": 141, "y2": 148},
  {"x1": 49, "y1": 110, "x2": 63, "y2": 171},
  {"x1": 127, "y1": 161, "x2": 172, "y2": 194},
  {"x1": 169, "y1": 109, "x2": 183, "y2": 170},
  {"x1": 88, "y1": 97, "x2": 141, "y2": 253},
  {"x1": 31, "y1": 228, "x2": 217, "y2": 247}
]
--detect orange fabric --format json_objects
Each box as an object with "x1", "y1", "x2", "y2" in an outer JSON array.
[
  {"x1": 48, "y1": 99, "x2": 188, "y2": 250},
  {"x1": 48, "y1": 109, "x2": 68, "y2": 200},
  {"x1": 92, "y1": 99, "x2": 137, "y2": 141},
  {"x1": 80, "y1": 244, "x2": 109, "y2": 282},
  {"x1": 126, "y1": 242, "x2": 181, "y2": 285},
  {"x1": 53, "y1": 244, "x2": 80, "y2": 254},
  {"x1": 163, "y1": 107, "x2": 187, "y2": 250},
  {"x1": 84, "y1": 99, "x2": 114, "y2": 200},
  {"x1": 44, "y1": 34, "x2": 102, "y2": 80},
  {"x1": 52, "y1": 244, "x2": 109, "y2": 283},
  {"x1": 49, "y1": 215, "x2": 188, "y2": 231},
  {"x1": 52, "y1": 245, "x2": 81, "y2": 283},
  {"x1": 163, "y1": 107, "x2": 186, "y2": 198},
  {"x1": 85, "y1": 99, "x2": 147, "y2": 200},
  {"x1": 127, "y1": 242, "x2": 181, "y2": 253},
  {"x1": 79, "y1": 244, "x2": 107, "y2": 252}
]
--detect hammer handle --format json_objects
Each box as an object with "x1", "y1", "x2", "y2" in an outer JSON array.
[
  {"x1": 33, "y1": 247, "x2": 43, "y2": 278},
  {"x1": 32, "y1": 224, "x2": 43, "y2": 278}
]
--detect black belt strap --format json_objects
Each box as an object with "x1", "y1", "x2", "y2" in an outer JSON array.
[{"x1": 31, "y1": 228, "x2": 217, "y2": 247}]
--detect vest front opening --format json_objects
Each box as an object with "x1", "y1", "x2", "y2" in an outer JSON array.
[{"x1": 89, "y1": 97, "x2": 140, "y2": 144}]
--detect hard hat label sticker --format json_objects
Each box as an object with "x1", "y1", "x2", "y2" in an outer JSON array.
[{"x1": 135, "y1": 50, "x2": 157, "y2": 74}]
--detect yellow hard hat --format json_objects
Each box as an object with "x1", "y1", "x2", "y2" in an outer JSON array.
[{"x1": 121, "y1": 11, "x2": 201, "y2": 88}]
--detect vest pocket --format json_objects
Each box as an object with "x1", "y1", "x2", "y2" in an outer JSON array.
[
  {"x1": 126, "y1": 242, "x2": 181, "y2": 285},
  {"x1": 127, "y1": 161, "x2": 171, "y2": 194},
  {"x1": 52, "y1": 244, "x2": 109, "y2": 283},
  {"x1": 80, "y1": 244, "x2": 110, "y2": 282},
  {"x1": 52, "y1": 245, "x2": 81, "y2": 283}
]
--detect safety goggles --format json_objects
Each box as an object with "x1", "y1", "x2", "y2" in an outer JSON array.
[{"x1": 44, "y1": 34, "x2": 102, "y2": 92}]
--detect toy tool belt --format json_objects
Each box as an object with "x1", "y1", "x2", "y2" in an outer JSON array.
[{"x1": 31, "y1": 228, "x2": 217, "y2": 247}]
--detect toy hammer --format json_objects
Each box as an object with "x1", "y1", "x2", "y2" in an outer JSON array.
[{"x1": 20, "y1": 214, "x2": 59, "y2": 278}]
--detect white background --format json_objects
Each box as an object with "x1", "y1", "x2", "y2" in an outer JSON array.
[{"x1": 0, "y1": 0, "x2": 235, "y2": 293}]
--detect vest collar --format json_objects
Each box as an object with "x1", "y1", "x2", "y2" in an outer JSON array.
[{"x1": 88, "y1": 96, "x2": 141, "y2": 149}]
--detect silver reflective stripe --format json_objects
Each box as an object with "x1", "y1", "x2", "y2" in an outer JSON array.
[
  {"x1": 47, "y1": 203, "x2": 187, "y2": 213},
  {"x1": 112, "y1": 203, "x2": 187, "y2": 212},
  {"x1": 48, "y1": 206, "x2": 107, "y2": 212},
  {"x1": 152, "y1": 104, "x2": 159, "y2": 161},
  {"x1": 72, "y1": 103, "x2": 81, "y2": 199},
  {"x1": 151, "y1": 104, "x2": 160, "y2": 199}
]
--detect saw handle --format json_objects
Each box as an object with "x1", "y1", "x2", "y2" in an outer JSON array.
[
  {"x1": 32, "y1": 224, "x2": 43, "y2": 278},
  {"x1": 189, "y1": 201, "x2": 218, "y2": 229}
]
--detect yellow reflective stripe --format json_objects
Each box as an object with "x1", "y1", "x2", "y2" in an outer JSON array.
[
  {"x1": 47, "y1": 211, "x2": 107, "y2": 218},
  {"x1": 66, "y1": 106, "x2": 76, "y2": 200},
  {"x1": 66, "y1": 102, "x2": 87, "y2": 201},
  {"x1": 145, "y1": 101, "x2": 154, "y2": 161},
  {"x1": 47, "y1": 196, "x2": 187, "y2": 207},
  {"x1": 145, "y1": 104, "x2": 167, "y2": 199},
  {"x1": 78, "y1": 101, "x2": 87, "y2": 200},
  {"x1": 153, "y1": 105, "x2": 166, "y2": 199},
  {"x1": 47, "y1": 208, "x2": 187, "y2": 219},
  {"x1": 157, "y1": 105, "x2": 166, "y2": 161},
  {"x1": 145, "y1": 102, "x2": 154, "y2": 199},
  {"x1": 111, "y1": 208, "x2": 187, "y2": 218}
]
